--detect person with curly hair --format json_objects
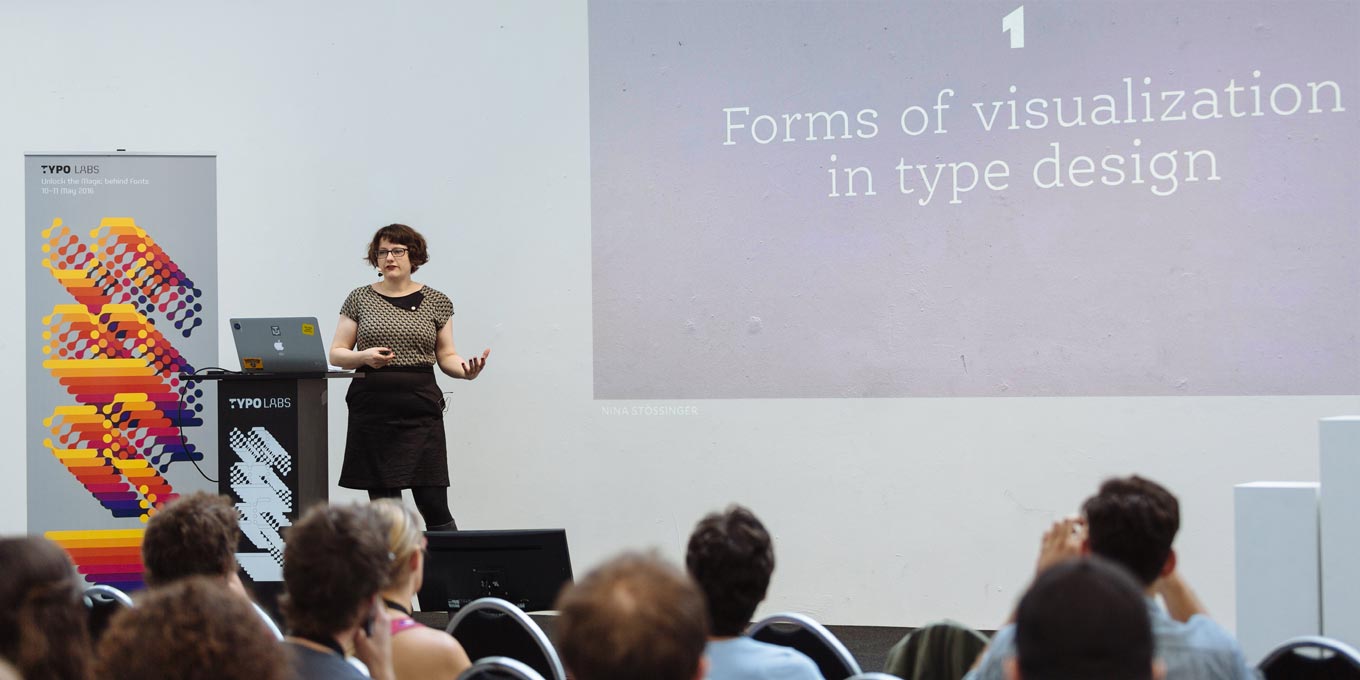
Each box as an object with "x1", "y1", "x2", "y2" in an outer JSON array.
[
  {"x1": 370, "y1": 499, "x2": 472, "y2": 680},
  {"x1": 142, "y1": 491, "x2": 241, "y2": 586},
  {"x1": 686, "y1": 505, "x2": 823, "y2": 680},
  {"x1": 281, "y1": 502, "x2": 395, "y2": 680},
  {"x1": 330, "y1": 223, "x2": 490, "y2": 531},
  {"x1": 94, "y1": 576, "x2": 284, "y2": 680},
  {"x1": 0, "y1": 536, "x2": 95, "y2": 680},
  {"x1": 141, "y1": 490, "x2": 284, "y2": 638}
]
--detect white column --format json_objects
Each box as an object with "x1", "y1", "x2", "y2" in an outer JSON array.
[
  {"x1": 1234, "y1": 482, "x2": 1320, "y2": 664},
  {"x1": 1320, "y1": 416, "x2": 1360, "y2": 646}
]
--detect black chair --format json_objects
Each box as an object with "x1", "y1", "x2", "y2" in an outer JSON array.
[
  {"x1": 1259, "y1": 635, "x2": 1360, "y2": 679},
  {"x1": 456, "y1": 656, "x2": 547, "y2": 680},
  {"x1": 446, "y1": 597, "x2": 565, "y2": 680},
  {"x1": 749, "y1": 612, "x2": 863, "y2": 680},
  {"x1": 882, "y1": 620, "x2": 989, "y2": 680},
  {"x1": 82, "y1": 584, "x2": 133, "y2": 642}
]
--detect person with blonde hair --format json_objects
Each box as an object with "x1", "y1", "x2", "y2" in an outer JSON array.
[
  {"x1": 0, "y1": 659, "x2": 21, "y2": 680},
  {"x1": 371, "y1": 499, "x2": 472, "y2": 680}
]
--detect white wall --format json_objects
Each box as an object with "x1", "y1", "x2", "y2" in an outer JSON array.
[{"x1": 2, "y1": 0, "x2": 1355, "y2": 629}]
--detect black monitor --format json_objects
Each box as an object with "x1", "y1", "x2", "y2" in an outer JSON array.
[{"x1": 417, "y1": 529, "x2": 573, "y2": 613}]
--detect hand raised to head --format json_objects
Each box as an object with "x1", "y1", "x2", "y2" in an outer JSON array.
[{"x1": 1035, "y1": 516, "x2": 1086, "y2": 575}]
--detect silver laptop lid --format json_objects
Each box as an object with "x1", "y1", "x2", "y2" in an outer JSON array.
[{"x1": 229, "y1": 317, "x2": 329, "y2": 373}]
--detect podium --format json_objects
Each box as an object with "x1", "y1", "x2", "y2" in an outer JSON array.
[{"x1": 183, "y1": 371, "x2": 358, "y2": 612}]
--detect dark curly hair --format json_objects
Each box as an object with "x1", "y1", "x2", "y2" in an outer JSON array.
[
  {"x1": 1081, "y1": 476, "x2": 1181, "y2": 585},
  {"x1": 556, "y1": 552, "x2": 708, "y2": 680},
  {"x1": 0, "y1": 536, "x2": 94, "y2": 680},
  {"x1": 685, "y1": 504, "x2": 774, "y2": 636},
  {"x1": 142, "y1": 492, "x2": 240, "y2": 586},
  {"x1": 280, "y1": 503, "x2": 390, "y2": 639},
  {"x1": 365, "y1": 224, "x2": 430, "y2": 273},
  {"x1": 95, "y1": 576, "x2": 284, "y2": 680}
]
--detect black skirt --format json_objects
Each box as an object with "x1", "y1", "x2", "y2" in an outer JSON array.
[{"x1": 339, "y1": 366, "x2": 449, "y2": 489}]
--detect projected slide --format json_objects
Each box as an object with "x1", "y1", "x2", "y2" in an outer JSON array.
[{"x1": 590, "y1": 1, "x2": 1359, "y2": 399}]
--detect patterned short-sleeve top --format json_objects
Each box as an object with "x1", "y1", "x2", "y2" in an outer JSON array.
[{"x1": 339, "y1": 285, "x2": 454, "y2": 368}]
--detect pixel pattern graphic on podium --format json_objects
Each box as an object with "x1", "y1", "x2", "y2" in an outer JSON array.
[
  {"x1": 36, "y1": 216, "x2": 208, "y2": 590},
  {"x1": 227, "y1": 426, "x2": 293, "y2": 583}
]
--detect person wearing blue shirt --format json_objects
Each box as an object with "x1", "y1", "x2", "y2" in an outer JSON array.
[
  {"x1": 686, "y1": 505, "x2": 825, "y2": 680},
  {"x1": 965, "y1": 476, "x2": 1257, "y2": 680}
]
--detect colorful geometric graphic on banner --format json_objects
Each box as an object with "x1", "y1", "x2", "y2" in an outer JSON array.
[
  {"x1": 37, "y1": 216, "x2": 210, "y2": 587},
  {"x1": 26, "y1": 155, "x2": 217, "y2": 593},
  {"x1": 45, "y1": 529, "x2": 145, "y2": 592},
  {"x1": 40, "y1": 217, "x2": 206, "y2": 501}
]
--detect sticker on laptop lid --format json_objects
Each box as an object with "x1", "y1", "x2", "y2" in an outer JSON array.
[
  {"x1": 301, "y1": 323, "x2": 316, "y2": 336},
  {"x1": 242, "y1": 357, "x2": 264, "y2": 370}
]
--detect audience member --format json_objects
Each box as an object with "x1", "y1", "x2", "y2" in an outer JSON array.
[
  {"x1": 1009, "y1": 557, "x2": 1160, "y2": 680},
  {"x1": 686, "y1": 505, "x2": 824, "y2": 680},
  {"x1": 142, "y1": 491, "x2": 240, "y2": 586},
  {"x1": 966, "y1": 475, "x2": 1254, "y2": 680},
  {"x1": 556, "y1": 551, "x2": 709, "y2": 680},
  {"x1": 141, "y1": 491, "x2": 282, "y2": 638},
  {"x1": 0, "y1": 536, "x2": 94, "y2": 680},
  {"x1": 370, "y1": 499, "x2": 472, "y2": 680},
  {"x1": 94, "y1": 576, "x2": 284, "y2": 680},
  {"x1": 281, "y1": 503, "x2": 395, "y2": 680}
]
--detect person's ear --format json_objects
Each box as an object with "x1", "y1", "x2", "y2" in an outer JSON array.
[
  {"x1": 1160, "y1": 548, "x2": 1178, "y2": 578},
  {"x1": 1081, "y1": 537, "x2": 1092, "y2": 555},
  {"x1": 1004, "y1": 657, "x2": 1021, "y2": 680},
  {"x1": 225, "y1": 569, "x2": 247, "y2": 596},
  {"x1": 692, "y1": 655, "x2": 709, "y2": 680}
]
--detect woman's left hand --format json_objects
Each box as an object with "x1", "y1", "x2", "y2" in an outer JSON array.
[{"x1": 461, "y1": 348, "x2": 491, "y2": 380}]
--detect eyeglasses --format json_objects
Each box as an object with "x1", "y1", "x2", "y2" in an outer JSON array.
[{"x1": 377, "y1": 248, "x2": 409, "y2": 259}]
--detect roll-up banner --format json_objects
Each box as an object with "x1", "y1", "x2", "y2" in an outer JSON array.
[{"x1": 25, "y1": 153, "x2": 217, "y2": 591}]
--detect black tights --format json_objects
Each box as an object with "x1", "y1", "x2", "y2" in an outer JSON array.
[{"x1": 367, "y1": 487, "x2": 455, "y2": 529}]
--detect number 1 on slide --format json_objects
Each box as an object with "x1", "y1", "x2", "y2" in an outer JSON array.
[{"x1": 1003, "y1": 5, "x2": 1024, "y2": 49}]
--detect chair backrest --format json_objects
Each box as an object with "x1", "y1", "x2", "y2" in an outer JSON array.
[
  {"x1": 250, "y1": 601, "x2": 284, "y2": 640},
  {"x1": 446, "y1": 597, "x2": 565, "y2": 680},
  {"x1": 882, "y1": 620, "x2": 989, "y2": 680},
  {"x1": 82, "y1": 584, "x2": 134, "y2": 642},
  {"x1": 1259, "y1": 635, "x2": 1360, "y2": 680},
  {"x1": 456, "y1": 656, "x2": 548, "y2": 680},
  {"x1": 749, "y1": 612, "x2": 863, "y2": 680}
]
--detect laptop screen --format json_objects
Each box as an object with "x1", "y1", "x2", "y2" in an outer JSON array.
[{"x1": 229, "y1": 317, "x2": 329, "y2": 373}]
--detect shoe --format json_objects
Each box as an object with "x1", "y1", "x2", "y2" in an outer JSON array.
[{"x1": 427, "y1": 518, "x2": 458, "y2": 532}]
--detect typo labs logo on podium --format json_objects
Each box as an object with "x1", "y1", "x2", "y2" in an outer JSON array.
[{"x1": 227, "y1": 397, "x2": 292, "y2": 409}]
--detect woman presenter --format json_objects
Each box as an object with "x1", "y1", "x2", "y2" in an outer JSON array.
[{"x1": 329, "y1": 224, "x2": 489, "y2": 530}]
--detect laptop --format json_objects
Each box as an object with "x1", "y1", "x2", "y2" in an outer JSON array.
[{"x1": 229, "y1": 317, "x2": 330, "y2": 373}]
